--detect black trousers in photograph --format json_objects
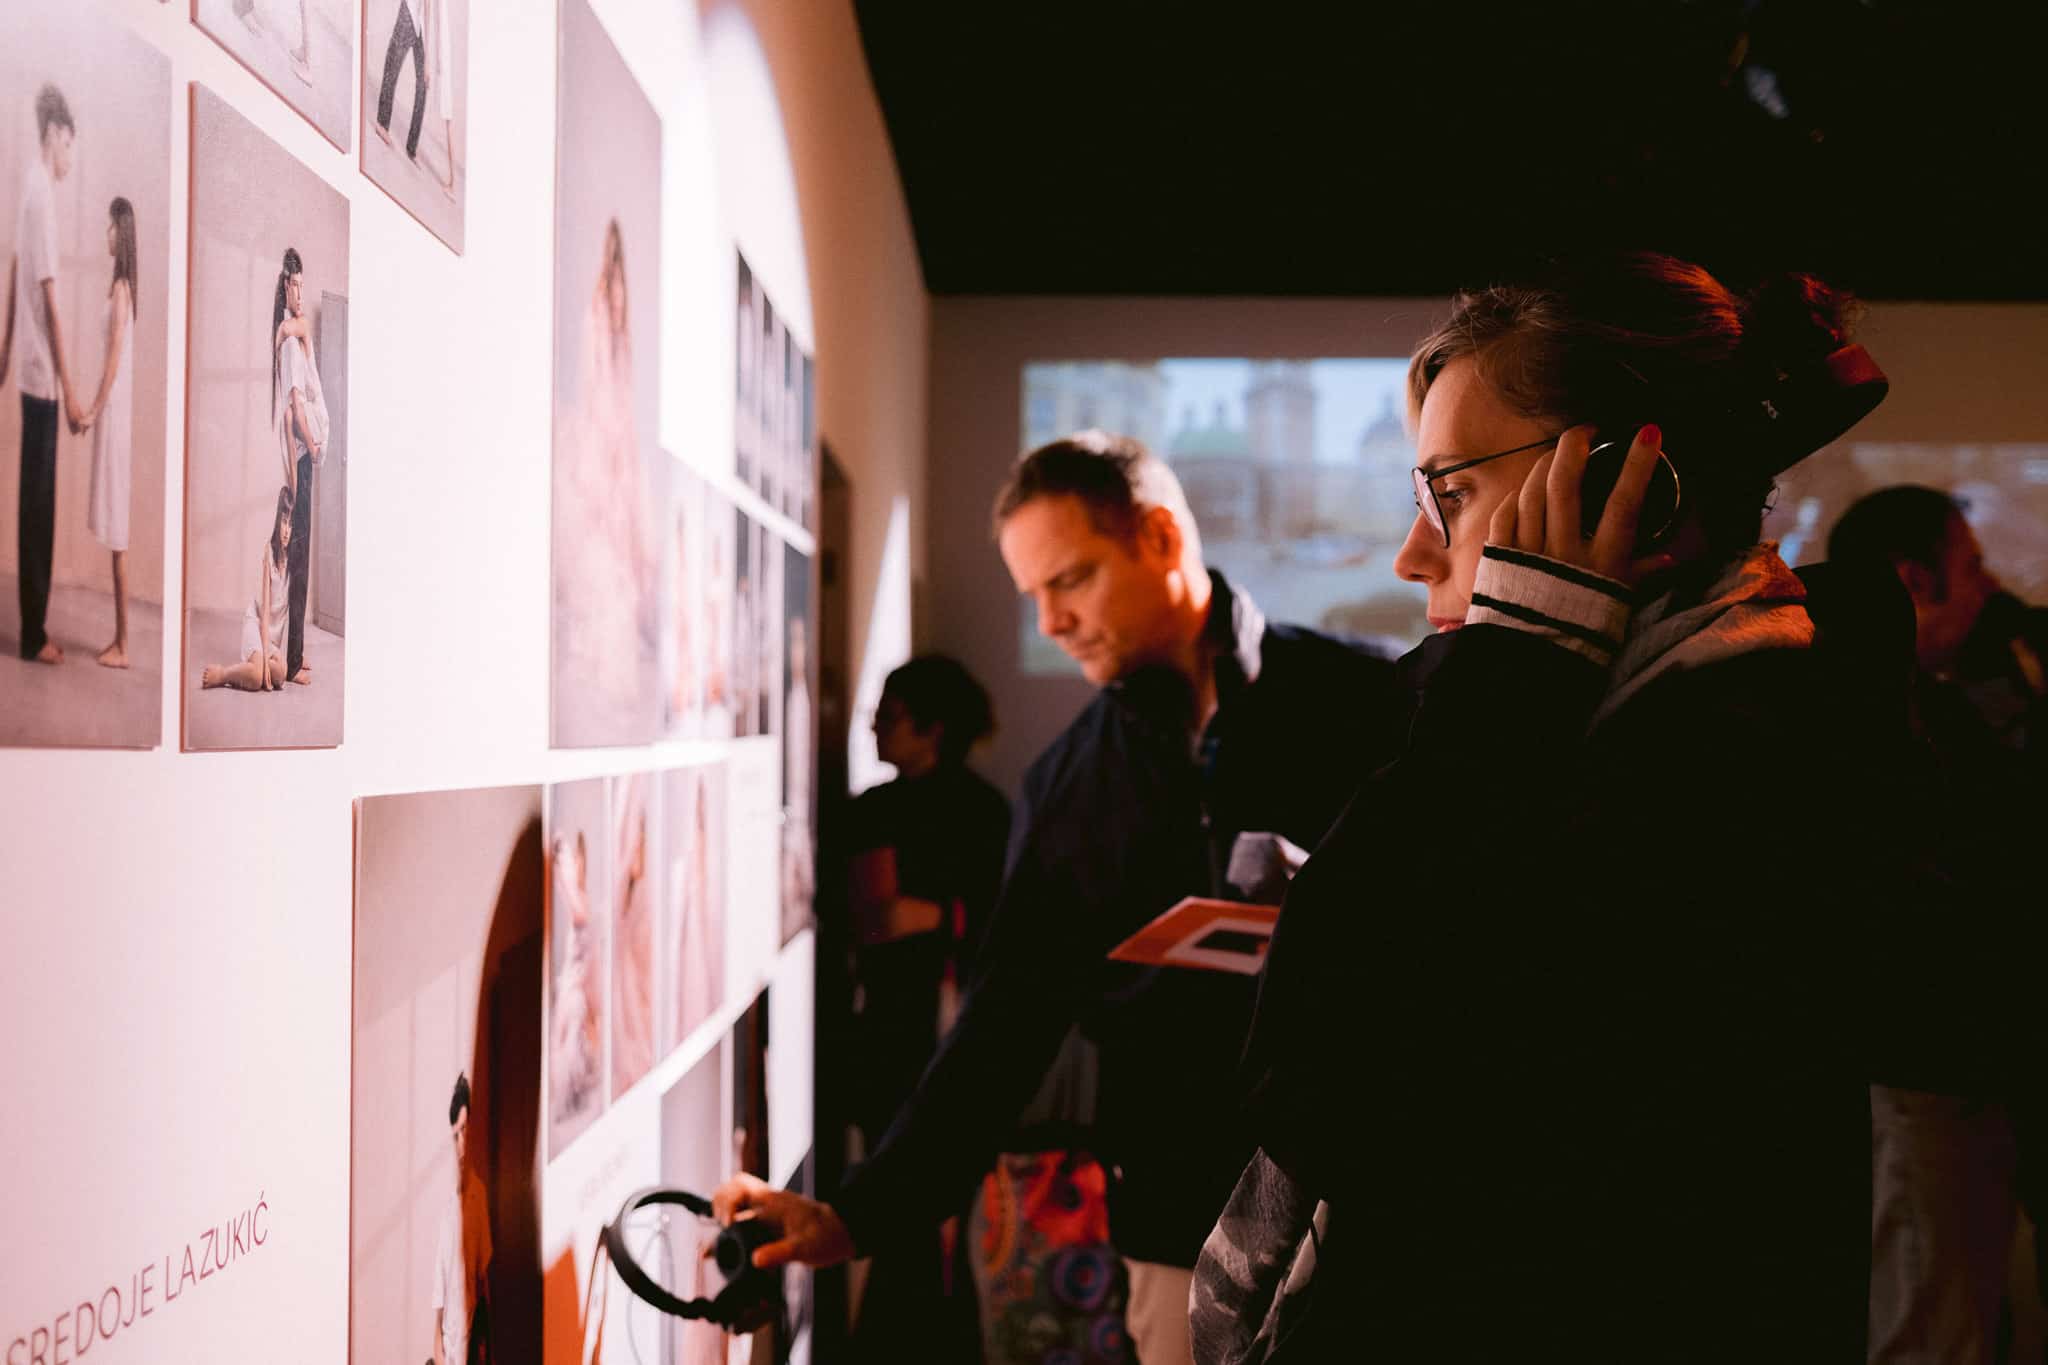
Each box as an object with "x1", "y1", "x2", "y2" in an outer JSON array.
[
  {"x1": 287, "y1": 450, "x2": 313, "y2": 679},
  {"x1": 16, "y1": 394, "x2": 58, "y2": 659},
  {"x1": 376, "y1": 0, "x2": 427, "y2": 159}
]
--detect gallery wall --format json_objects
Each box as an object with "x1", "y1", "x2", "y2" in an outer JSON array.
[
  {"x1": 0, "y1": 3, "x2": 928, "y2": 1364},
  {"x1": 926, "y1": 295, "x2": 2048, "y2": 795}
]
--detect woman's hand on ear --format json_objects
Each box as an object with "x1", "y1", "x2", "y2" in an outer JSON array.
[{"x1": 1488, "y1": 424, "x2": 1677, "y2": 585}]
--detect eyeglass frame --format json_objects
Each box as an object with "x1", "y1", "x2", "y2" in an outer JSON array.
[{"x1": 1409, "y1": 436, "x2": 1558, "y2": 549}]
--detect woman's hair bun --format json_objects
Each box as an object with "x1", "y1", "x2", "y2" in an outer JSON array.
[{"x1": 1738, "y1": 272, "x2": 1858, "y2": 372}]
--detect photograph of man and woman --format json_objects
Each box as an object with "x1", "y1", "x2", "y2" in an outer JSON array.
[
  {"x1": 185, "y1": 85, "x2": 348, "y2": 750},
  {"x1": 360, "y1": 0, "x2": 468, "y2": 251},
  {"x1": 352, "y1": 783, "x2": 544, "y2": 1365},
  {"x1": 551, "y1": 0, "x2": 662, "y2": 749},
  {"x1": 195, "y1": 0, "x2": 357, "y2": 151},
  {"x1": 1, "y1": 3, "x2": 171, "y2": 748}
]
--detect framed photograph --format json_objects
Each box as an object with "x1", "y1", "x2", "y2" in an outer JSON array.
[
  {"x1": 352, "y1": 784, "x2": 544, "y2": 1365},
  {"x1": 184, "y1": 84, "x2": 349, "y2": 751},
  {"x1": 551, "y1": 0, "x2": 662, "y2": 748},
  {"x1": 1, "y1": 1, "x2": 172, "y2": 747},
  {"x1": 656, "y1": 1042, "x2": 728, "y2": 1365},
  {"x1": 731, "y1": 250, "x2": 816, "y2": 533},
  {"x1": 780, "y1": 542, "x2": 814, "y2": 944},
  {"x1": 546, "y1": 776, "x2": 609, "y2": 1159},
  {"x1": 662, "y1": 761, "x2": 726, "y2": 1058},
  {"x1": 193, "y1": 0, "x2": 357, "y2": 152},
  {"x1": 359, "y1": 0, "x2": 467, "y2": 251},
  {"x1": 608, "y1": 769, "x2": 656, "y2": 1100}
]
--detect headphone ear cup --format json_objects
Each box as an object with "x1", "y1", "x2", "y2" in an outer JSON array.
[
  {"x1": 1639, "y1": 452, "x2": 1682, "y2": 549},
  {"x1": 1579, "y1": 441, "x2": 1681, "y2": 549}
]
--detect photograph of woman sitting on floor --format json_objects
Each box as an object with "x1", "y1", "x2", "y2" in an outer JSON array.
[{"x1": 199, "y1": 484, "x2": 293, "y2": 693}]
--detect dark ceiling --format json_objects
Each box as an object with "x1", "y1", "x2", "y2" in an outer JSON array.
[{"x1": 855, "y1": 1, "x2": 2048, "y2": 300}]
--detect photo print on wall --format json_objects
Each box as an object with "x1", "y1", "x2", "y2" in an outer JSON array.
[
  {"x1": 730, "y1": 506, "x2": 783, "y2": 741},
  {"x1": 663, "y1": 760, "x2": 725, "y2": 1057},
  {"x1": 352, "y1": 783, "x2": 545, "y2": 1365},
  {"x1": 551, "y1": 0, "x2": 662, "y2": 748},
  {"x1": 608, "y1": 769, "x2": 657, "y2": 1101},
  {"x1": 733, "y1": 251, "x2": 816, "y2": 533},
  {"x1": 184, "y1": 84, "x2": 349, "y2": 751},
  {"x1": 194, "y1": 0, "x2": 358, "y2": 152},
  {"x1": 360, "y1": 0, "x2": 468, "y2": 251},
  {"x1": 780, "y1": 541, "x2": 815, "y2": 944},
  {"x1": 546, "y1": 776, "x2": 610, "y2": 1160},
  {"x1": 660, "y1": 455, "x2": 739, "y2": 741},
  {"x1": 1, "y1": 1, "x2": 172, "y2": 748},
  {"x1": 658, "y1": 1040, "x2": 729, "y2": 1365}
]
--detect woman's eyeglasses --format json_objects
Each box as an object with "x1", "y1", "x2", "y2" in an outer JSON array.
[{"x1": 1409, "y1": 436, "x2": 1557, "y2": 548}]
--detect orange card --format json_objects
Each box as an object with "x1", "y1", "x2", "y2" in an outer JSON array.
[{"x1": 1108, "y1": 896, "x2": 1280, "y2": 975}]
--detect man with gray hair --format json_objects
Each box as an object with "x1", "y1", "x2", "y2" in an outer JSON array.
[{"x1": 715, "y1": 431, "x2": 1406, "y2": 1362}]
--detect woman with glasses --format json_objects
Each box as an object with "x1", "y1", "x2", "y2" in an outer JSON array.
[{"x1": 1193, "y1": 253, "x2": 1903, "y2": 1361}]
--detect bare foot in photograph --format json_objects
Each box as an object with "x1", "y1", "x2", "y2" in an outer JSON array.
[
  {"x1": 290, "y1": 46, "x2": 314, "y2": 86},
  {"x1": 235, "y1": 1, "x2": 265, "y2": 39},
  {"x1": 96, "y1": 643, "x2": 130, "y2": 669},
  {"x1": 289, "y1": 665, "x2": 314, "y2": 685},
  {"x1": 33, "y1": 641, "x2": 64, "y2": 665},
  {"x1": 201, "y1": 664, "x2": 229, "y2": 688},
  {"x1": 374, "y1": 120, "x2": 394, "y2": 149}
]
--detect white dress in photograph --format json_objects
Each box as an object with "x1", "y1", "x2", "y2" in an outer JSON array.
[
  {"x1": 240, "y1": 550, "x2": 290, "y2": 661},
  {"x1": 86, "y1": 293, "x2": 135, "y2": 552}
]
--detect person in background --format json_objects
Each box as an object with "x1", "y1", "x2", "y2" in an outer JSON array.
[
  {"x1": 852, "y1": 652, "x2": 1009, "y2": 1099},
  {"x1": 715, "y1": 432, "x2": 1405, "y2": 1365},
  {"x1": 1828, "y1": 485, "x2": 2048, "y2": 1365},
  {"x1": 842, "y1": 653, "x2": 1008, "y2": 1358},
  {"x1": 1202, "y1": 254, "x2": 1913, "y2": 1360}
]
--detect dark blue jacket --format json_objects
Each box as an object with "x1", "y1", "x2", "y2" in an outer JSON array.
[{"x1": 833, "y1": 572, "x2": 1404, "y2": 1265}]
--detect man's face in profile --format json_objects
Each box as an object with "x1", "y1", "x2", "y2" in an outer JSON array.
[
  {"x1": 1916, "y1": 516, "x2": 2000, "y2": 670},
  {"x1": 999, "y1": 493, "x2": 1180, "y2": 686},
  {"x1": 451, "y1": 1105, "x2": 469, "y2": 1178}
]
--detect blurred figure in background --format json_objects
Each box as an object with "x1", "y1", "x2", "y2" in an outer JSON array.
[
  {"x1": 846, "y1": 653, "x2": 1008, "y2": 1359},
  {"x1": 1829, "y1": 485, "x2": 2048, "y2": 1365}
]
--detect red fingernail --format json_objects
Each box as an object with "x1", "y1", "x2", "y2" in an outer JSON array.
[{"x1": 1641, "y1": 423, "x2": 1661, "y2": 447}]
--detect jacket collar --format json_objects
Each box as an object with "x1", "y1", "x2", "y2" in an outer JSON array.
[
  {"x1": 1208, "y1": 568, "x2": 1267, "y2": 694},
  {"x1": 1593, "y1": 543, "x2": 1812, "y2": 726},
  {"x1": 1107, "y1": 569, "x2": 1268, "y2": 730}
]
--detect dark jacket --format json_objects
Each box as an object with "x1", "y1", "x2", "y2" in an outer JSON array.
[
  {"x1": 833, "y1": 572, "x2": 1403, "y2": 1266},
  {"x1": 1228, "y1": 547, "x2": 1918, "y2": 1361}
]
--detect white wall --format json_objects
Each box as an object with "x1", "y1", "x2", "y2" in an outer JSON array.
[
  {"x1": 0, "y1": 1, "x2": 927, "y2": 1361},
  {"x1": 926, "y1": 295, "x2": 2048, "y2": 795}
]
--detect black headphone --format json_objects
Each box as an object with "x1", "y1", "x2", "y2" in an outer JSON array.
[{"x1": 599, "y1": 1186, "x2": 784, "y2": 1329}]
